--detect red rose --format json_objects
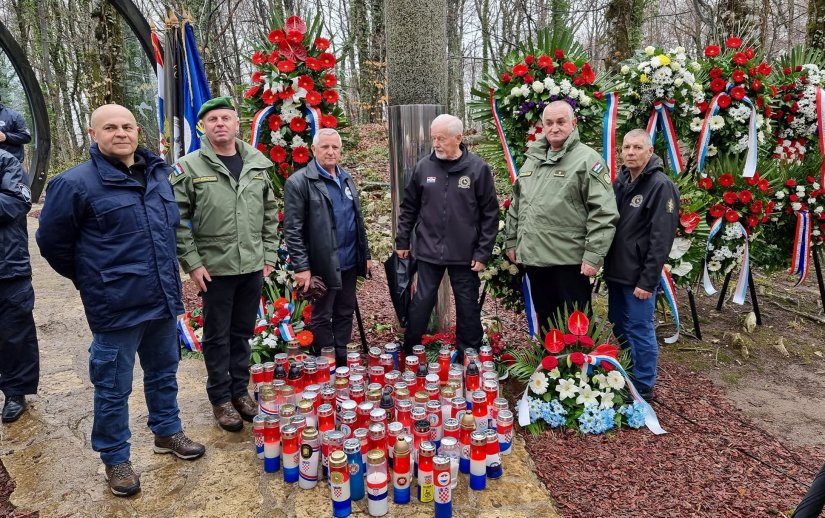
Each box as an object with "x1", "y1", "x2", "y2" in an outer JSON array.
[
  {"x1": 785, "y1": 179, "x2": 797, "y2": 188},
  {"x1": 796, "y1": 65, "x2": 803, "y2": 72},
  {"x1": 807, "y1": 176, "x2": 816, "y2": 183},
  {"x1": 269, "y1": 146, "x2": 286, "y2": 163},
  {"x1": 298, "y1": 75, "x2": 315, "y2": 91},
  {"x1": 277, "y1": 60, "x2": 296, "y2": 73},
  {"x1": 562, "y1": 62, "x2": 578, "y2": 75},
  {"x1": 725, "y1": 209, "x2": 740, "y2": 222},
  {"x1": 732, "y1": 70, "x2": 745, "y2": 83},
  {"x1": 305, "y1": 90, "x2": 322, "y2": 106},
  {"x1": 314, "y1": 37, "x2": 330, "y2": 50},
  {"x1": 733, "y1": 52, "x2": 748, "y2": 65},
  {"x1": 710, "y1": 78, "x2": 727, "y2": 93},
  {"x1": 573, "y1": 76, "x2": 585, "y2": 86},
  {"x1": 243, "y1": 85, "x2": 261, "y2": 99},
  {"x1": 323, "y1": 89, "x2": 339, "y2": 104},
  {"x1": 710, "y1": 67, "x2": 723, "y2": 79},
  {"x1": 251, "y1": 71, "x2": 264, "y2": 83},
  {"x1": 746, "y1": 215, "x2": 759, "y2": 228},
  {"x1": 709, "y1": 204, "x2": 726, "y2": 218},
  {"x1": 697, "y1": 100, "x2": 709, "y2": 113},
  {"x1": 783, "y1": 67, "x2": 792, "y2": 75},
  {"x1": 256, "y1": 143, "x2": 267, "y2": 153},
  {"x1": 267, "y1": 114, "x2": 283, "y2": 131},
  {"x1": 699, "y1": 177, "x2": 714, "y2": 190},
  {"x1": 267, "y1": 30, "x2": 286, "y2": 44},
  {"x1": 252, "y1": 51, "x2": 267, "y2": 65},
  {"x1": 538, "y1": 55, "x2": 553, "y2": 69},
  {"x1": 289, "y1": 117, "x2": 307, "y2": 133},
  {"x1": 321, "y1": 114, "x2": 338, "y2": 128},
  {"x1": 292, "y1": 146, "x2": 310, "y2": 164},
  {"x1": 305, "y1": 57, "x2": 322, "y2": 71},
  {"x1": 790, "y1": 102, "x2": 799, "y2": 112},
  {"x1": 717, "y1": 94, "x2": 731, "y2": 108},
  {"x1": 261, "y1": 90, "x2": 277, "y2": 105},
  {"x1": 286, "y1": 30, "x2": 304, "y2": 44},
  {"x1": 738, "y1": 190, "x2": 753, "y2": 203},
  {"x1": 723, "y1": 191, "x2": 738, "y2": 205},
  {"x1": 503, "y1": 198, "x2": 511, "y2": 209},
  {"x1": 554, "y1": 49, "x2": 565, "y2": 59},
  {"x1": 745, "y1": 175, "x2": 758, "y2": 186},
  {"x1": 541, "y1": 356, "x2": 558, "y2": 371},
  {"x1": 524, "y1": 55, "x2": 535, "y2": 65},
  {"x1": 726, "y1": 36, "x2": 742, "y2": 48},
  {"x1": 323, "y1": 73, "x2": 338, "y2": 88},
  {"x1": 319, "y1": 52, "x2": 336, "y2": 68},
  {"x1": 593, "y1": 91, "x2": 604, "y2": 101},
  {"x1": 512, "y1": 63, "x2": 528, "y2": 76},
  {"x1": 569, "y1": 351, "x2": 586, "y2": 367},
  {"x1": 524, "y1": 74, "x2": 535, "y2": 84},
  {"x1": 501, "y1": 73, "x2": 512, "y2": 83},
  {"x1": 790, "y1": 194, "x2": 799, "y2": 202},
  {"x1": 704, "y1": 45, "x2": 721, "y2": 57},
  {"x1": 730, "y1": 86, "x2": 746, "y2": 101},
  {"x1": 580, "y1": 63, "x2": 596, "y2": 84},
  {"x1": 719, "y1": 173, "x2": 735, "y2": 187}
]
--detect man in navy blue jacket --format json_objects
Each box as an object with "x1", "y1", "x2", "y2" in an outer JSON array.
[
  {"x1": 0, "y1": 97, "x2": 31, "y2": 165},
  {"x1": 36, "y1": 104, "x2": 204, "y2": 497},
  {"x1": 0, "y1": 150, "x2": 39, "y2": 423}
]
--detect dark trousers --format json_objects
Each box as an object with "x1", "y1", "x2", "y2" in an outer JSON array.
[
  {"x1": 524, "y1": 265, "x2": 591, "y2": 336},
  {"x1": 201, "y1": 271, "x2": 263, "y2": 405},
  {"x1": 311, "y1": 268, "x2": 357, "y2": 367},
  {"x1": 0, "y1": 277, "x2": 39, "y2": 397},
  {"x1": 403, "y1": 261, "x2": 483, "y2": 358}
]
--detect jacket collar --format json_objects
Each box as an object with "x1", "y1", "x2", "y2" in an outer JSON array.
[
  {"x1": 525, "y1": 128, "x2": 581, "y2": 163},
  {"x1": 428, "y1": 143, "x2": 471, "y2": 173},
  {"x1": 197, "y1": 136, "x2": 273, "y2": 173},
  {"x1": 89, "y1": 145, "x2": 167, "y2": 186},
  {"x1": 618, "y1": 153, "x2": 663, "y2": 184}
]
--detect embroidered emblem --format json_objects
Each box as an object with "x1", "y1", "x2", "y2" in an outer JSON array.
[
  {"x1": 591, "y1": 162, "x2": 604, "y2": 174},
  {"x1": 666, "y1": 198, "x2": 675, "y2": 213},
  {"x1": 426, "y1": 176, "x2": 437, "y2": 183},
  {"x1": 18, "y1": 184, "x2": 31, "y2": 203},
  {"x1": 603, "y1": 173, "x2": 611, "y2": 185},
  {"x1": 193, "y1": 176, "x2": 218, "y2": 184},
  {"x1": 630, "y1": 194, "x2": 643, "y2": 208},
  {"x1": 458, "y1": 176, "x2": 471, "y2": 189}
]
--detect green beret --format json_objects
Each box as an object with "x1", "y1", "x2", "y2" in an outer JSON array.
[{"x1": 198, "y1": 96, "x2": 236, "y2": 119}]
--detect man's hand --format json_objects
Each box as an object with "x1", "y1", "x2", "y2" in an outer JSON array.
[
  {"x1": 396, "y1": 249, "x2": 410, "y2": 259},
  {"x1": 0, "y1": 131, "x2": 6, "y2": 142},
  {"x1": 506, "y1": 249, "x2": 518, "y2": 264},
  {"x1": 367, "y1": 259, "x2": 374, "y2": 274},
  {"x1": 580, "y1": 262, "x2": 598, "y2": 277},
  {"x1": 294, "y1": 270, "x2": 312, "y2": 293},
  {"x1": 189, "y1": 266, "x2": 211, "y2": 292},
  {"x1": 471, "y1": 259, "x2": 485, "y2": 272},
  {"x1": 633, "y1": 287, "x2": 653, "y2": 300},
  {"x1": 263, "y1": 264, "x2": 274, "y2": 278}
]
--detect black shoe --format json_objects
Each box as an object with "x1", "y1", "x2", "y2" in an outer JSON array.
[{"x1": 2, "y1": 396, "x2": 27, "y2": 423}]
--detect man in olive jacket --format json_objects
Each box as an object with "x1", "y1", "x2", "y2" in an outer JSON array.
[
  {"x1": 172, "y1": 97, "x2": 278, "y2": 431},
  {"x1": 506, "y1": 101, "x2": 618, "y2": 334}
]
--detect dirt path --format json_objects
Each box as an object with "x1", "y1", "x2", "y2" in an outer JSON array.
[{"x1": 0, "y1": 210, "x2": 560, "y2": 518}]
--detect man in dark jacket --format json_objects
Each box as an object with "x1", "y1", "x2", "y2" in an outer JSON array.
[
  {"x1": 0, "y1": 97, "x2": 32, "y2": 164},
  {"x1": 604, "y1": 129, "x2": 679, "y2": 401},
  {"x1": 284, "y1": 128, "x2": 371, "y2": 367},
  {"x1": 396, "y1": 114, "x2": 500, "y2": 360},
  {"x1": 0, "y1": 150, "x2": 38, "y2": 423},
  {"x1": 37, "y1": 104, "x2": 204, "y2": 497}
]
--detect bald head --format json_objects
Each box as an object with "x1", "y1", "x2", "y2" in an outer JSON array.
[
  {"x1": 542, "y1": 101, "x2": 577, "y2": 151},
  {"x1": 88, "y1": 104, "x2": 140, "y2": 166}
]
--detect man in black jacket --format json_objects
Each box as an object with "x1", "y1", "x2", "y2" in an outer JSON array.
[
  {"x1": 604, "y1": 129, "x2": 679, "y2": 401},
  {"x1": 283, "y1": 128, "x2": 371, "y2": 367},
  {"x1": 396, "y1": 114, "x2": 500, "y2": 360},
  {"x1": 0, "y1": 150, "x2": 38, "y2": 423},
  {"x1": 0, "y1": 97, "x2": 32, "y2": 164}
]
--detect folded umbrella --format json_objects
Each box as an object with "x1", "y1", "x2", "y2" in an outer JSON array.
[{"x1": 384, "y1": 254, "x2": 416, "y2": 328}]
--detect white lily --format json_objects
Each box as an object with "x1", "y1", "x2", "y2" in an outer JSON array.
[{"x1": 555, "y1": 378, "x2": 579, "y2": 401}]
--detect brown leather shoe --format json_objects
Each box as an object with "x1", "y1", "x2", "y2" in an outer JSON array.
[
  {"x1": 212, "y1": 401, "x2": 243, "y2": 432},
  {"x1": 104, "y1": 461, "x2": 140, "y2": 497},
  {"x1": 154, "y1": 431, "x2": 206, "y2": 460},
  {"x1": 231, "y1": 394, "x2": 257, "y2": 422}
]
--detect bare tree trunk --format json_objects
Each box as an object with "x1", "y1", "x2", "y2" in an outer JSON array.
[
  {"x1": 807, "y1": 0, "x2": 824, "y2": 48},
  {"x1": 92, "y1": 0, "x2": 125, "y2": 105},
  {"x1": 604, "y1": 0, "x2": 646, "y2": 69}
]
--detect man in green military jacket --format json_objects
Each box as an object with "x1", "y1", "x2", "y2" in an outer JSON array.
[
  {"x1": 505, "y1": 100, "x2": 618, "y2": 335},
  {"x1": 171, "y1": 97, "x2": 278, "y2": 432}
]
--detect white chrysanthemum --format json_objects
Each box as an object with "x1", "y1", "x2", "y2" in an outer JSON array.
[
  {"x1": 576, "y1": 385, "x2": 600, "y2": 406},
  {"x1": 528, "y1": 371, "x2": 549, "y2": 395},
  {"x1": 543, "y1": 77, "x2": 555, "y2": 89},
  {"x1": 532, "y1": 81, "x2": 545, "y2": 93},
  {"x1": 549, "y1": 86, "x2": 561, "y2": 96},
  {"x1": 606, "y1": 371, "x2": 626, "y2": 390},
  {"x1": 556, "y1": 378, "x2": 579, "y2": 400},
  {"x1": 792, "y1": 202, "x2": 803, "y2": 211},
  {"x1": 644, "y1": 45, "x2": 656, "y2": 56},
  {"x1": 776, "y1": 191, "x2": 785, "y2": 199},
  {"x1": 621, "y1": 65, "x2": 630, "y2": 74}
]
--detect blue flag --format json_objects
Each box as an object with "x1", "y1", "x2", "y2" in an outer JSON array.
[{"x1": 182, "y1": 22, "x2": 212, "y2": 154}]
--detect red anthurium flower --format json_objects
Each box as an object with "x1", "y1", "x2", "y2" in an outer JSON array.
[
  {"x1": 569, "y1": 351, "x2": 586, "y2": 367},
  {"x1": 314, "y1": 37, "x2": 330, "y2": 50},
  {"x1": 709, "y1": 204, "x2": 726, "y2": 218},
  {"x1": 323, "y1": 73, "x2": 337, "y2": 88},
  {"x1": 725, "y1": 209, "x2": 740, "y2": 222},
  {"x1": 277, "y1": 60, "x2": 296, "y2": 73},
  {"x1": 305, "y1": 90, "x2": 322, "y2": 106},
  {"x1": 593, "y1": 343, "x2": 619, "y2": 358},
  {"x1": 723, "y1": 191, "x2": 738, "y2": 205},
  {"x1": 500, "y1": 353, "x2": 516, "y2": 366},
  {"x1": 730, "y1": 86, "x2": 746, "y2": 101},
  {"x1": 544, "y1": 329, "x2": 565, "y2": 354},
  {"x1": 512, "y1": 64, "x2": 528, "y2": 76},
  {"x1": 268, "y1": 30, "x2": 286, "y2": 44},
  {"x1": 698, "y1": 177, "x2": 714, "y2": 190},
  {"x1": 306, "y1": 57, "x2": 322, "y2": 71},
  {"x1": 538, "y1": 55, "x2": 553, "y2": 69},
  {"x1": 717, "y1": 94, "x2": 731, "y2": 109},
  {"x1": 541, "y1": 355, "x2": 559, "y2": 371},
  {"x1": 267, "y1": 114, "x2": 283, "y2": 131},
  {"x1": 285, "y1": 15, "x2": 308, "y2": 34},
  {"x1": 738, "y1": 190, "x2": 753, "y2": 203},
  {"x1": 578, "y1": 336, "x2": 595, "y2": 348},
  {"x1": 524, "y1": 55, "x2": 535, "y2": 65},
  {"x1": 680, "y1": 212, "x2": 700, "y2": 233},
  {"x1": 251, "y1": 51, "x2": 267, "y2": 65},
  {"x1": 554, "y1": 49, "x2": 565, "y2": 59},
  {"x1": 319, "y1": 52, "x2": 336, "y2": 68},
  {"x1": 321, "y1": 114, "x2": 338, "y2": 128},
  {"x1": 501, "y1": 73, "x2": 512, "y2": 83},
  {"x1": 719, "y1": 173, "x2": 735, "y2": 187},
  {"x1": 726, "y1": 36, "x2": 742, "y2": 48},
  {"x1": 704, "y1": 45, "x2": 720, "y2": 57},
  {"x1": 733, "y1": 52, "x2": 748, "y2": 65},
  {"x1": 567, "y1": 310, "x2": 589, "y2": 336},
  {"x1": 562, "y1": 62, "x2": 578, "y2": 75},
  {"x1": 286, "y1": 30, "x2": 304, "y2": 44},
  {"x1": 244, "y1": 85, "x2": 261, "y2": 99},
  {"x1": 269, "y1": 146, "x2": 286, "y2": 163},
  {"x1": 292, "y1": 146, "x2": 310, "y2": 164},
  {"x1": 710, "y1": 78, "x2": 727, "y2": 93},
  {"x1": 290, "y1": 117, "x2": 307, "y2": 133},
  {"x1": 323, "y1": 89, "x2": 339, "y2": 104},
  {"x1": 298, "y1": 75, "x2": 314, "y2": 91}
]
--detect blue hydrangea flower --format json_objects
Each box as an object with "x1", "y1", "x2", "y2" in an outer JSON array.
[
  {"x1": 539, "y1": 399, "x2": 566, "y2": 428},
  {"x1": 577, "y1": 405, "x2": 615, "y2": 434},
  {"x1": 619, "y1": 401, "x2": 647, "y2": 428}
]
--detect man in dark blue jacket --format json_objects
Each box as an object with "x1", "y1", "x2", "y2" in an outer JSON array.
[
  {"x1": 604, "y1": 129, "x2": 679, "y2": 402},
  {"x1": 0, "y1": 97, "x2": 32, "y2": 164},
  {"x1": 36, "y1": 104, "x2": 204, "y2": 497},
  {"x1": 0, "y1": 150, "x2": 39, "y2": 423}
]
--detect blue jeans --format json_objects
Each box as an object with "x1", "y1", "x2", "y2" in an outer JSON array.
[
  {"x1": 607, "y1": 282, "x2": 658, "y2": 394},
  {"x1": 89, "y1": 318, "x2": 182, "y2": 465}
]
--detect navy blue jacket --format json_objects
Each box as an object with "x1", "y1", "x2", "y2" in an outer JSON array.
[
  {"x1": 0, "y1": 104, "x2": 32, "y2": 163},
  {"x1": 36, "y1": 145, "x2": 183, "y2": 332},
  {"x1": 0, "y1": 150, "x2": 32, "y2": 280}
]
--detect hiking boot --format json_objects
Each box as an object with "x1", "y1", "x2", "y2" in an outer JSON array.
[
  {"x1": 153, "y1": 431, "x2": 206, "y2": 460},
  {"x1": 231, "y1": 394, "x2": 258, "y2": 422},
  {"x1": 212, "y1": 401, "x2": 243, "y2": 432},
  {"x1": 104, "y1": 461, "x2": 140, "y2": 497},
  {"x1": 2, "y1": 396, "x2": 27, "y2": 423}
]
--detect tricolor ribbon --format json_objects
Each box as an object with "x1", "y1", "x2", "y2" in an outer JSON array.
[
  {"x1": 258, "y1": 297, "x2": 267, "y2": 320},
  {"x1": 279, "y1": 322, "x2": 296, "y2": 341},
  {"x1": 790, "y1": 210, "x2": 812, "y2": 286},
  {"x1": 602, "y1": 92, "x2": 619, "y2": 181},
  {"x1": 302, "y1": 105, "x2": 323, "y2": 140},
  {"x1": 646, "y1": 100, "x2": 685, "y2": 174},
  {"x1": 516, "y1": 354, "x2": 666, "y2": 434},
  {"x1": 177, "y1": 316, "x2": 202, "y2": 352},
  {"x1": 702, "y1": 217, "x2": 751, "y2": 304},
  {"x1": 816, "y1": 86, "x2": 825, "y2": 186},
  {"x1": 250, "y1": 105, "x2": 276, "y2": 149},
  {"x1": 659, "y1": 268, "x2": 680, "y2": 344},
  {"x1": 695, "y1": 87, "x2": 757, "y2": 178},
  {"x1": 522, "y1": 273, "x2": 541, "y2": 338},
  {"x1": 489, "y1": 88, "x2": 519, "y2": 185}
]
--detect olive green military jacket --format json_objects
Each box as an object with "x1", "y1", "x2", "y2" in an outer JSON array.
[
  {"x1": 505, "y1": 128, "x2": 619, "y2": 269},
  {"x1": 171, "y1": 137, "x2": 279, "y2": 275}
]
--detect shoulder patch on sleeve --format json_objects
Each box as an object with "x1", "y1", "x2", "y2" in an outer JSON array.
[{"x1": 170, "y1": 164, "x2": 188, "y2": 185}]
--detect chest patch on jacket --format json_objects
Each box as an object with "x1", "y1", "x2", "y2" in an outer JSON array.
[
  {"x1": 458, "y1": 176, "x2": 471, "y2": 189},
  {"x1": 426, "y1": 176, "x2": 437, "y2": 183},
  {"x1": 630, "y1": 194, "x2": 643, "y2": 208},
  {"x1": 193, "y1": 176, "x2": 218, "y2": 184},
  {"x1": 553, "y1": 170, "x2": 565, "y2": 177}
]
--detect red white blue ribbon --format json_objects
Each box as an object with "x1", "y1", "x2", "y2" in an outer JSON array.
[
  {"x1": 790, "y1": 210, "x2": 812, "y2": 287},
  {"x1": 602, "y1": 92, "x2": 619, "y2": 181},
  {"x1": 258, "y1": 296, "x2": 268, "y2": 320},
  {"x1": 250, "y1": 106, "x2": 276, "y2": 149},
  {"x1": 489, "y1": 88, "x2": 519, "y2": 185},
  {"x1": 702, "y1": 217, "x2": 751, "y2": 304},
  {"x1": 695, "y1": 88, "x2": 757, "y2": 178},
  {"x1": 177, "y1": 317, "x2": 202, "y2": 352},
  {"x1": 646, "y1": 100, "x2": 684, "y2": 174},
  {"x1": 302, "y1": 105, "x2": 323, "y2": 140},
  {"x1": 816, "y1": 86, "x2": 825, "y2": 186},
  {"x1": 522, "y1": 273, "x2": 540, "y2": 338},
  {"x1": 659, "y1": 268, "x2": 680, "y2": 343},
  {"x1": 279, "y1": 322, "x2": 296, "y2": 341}
]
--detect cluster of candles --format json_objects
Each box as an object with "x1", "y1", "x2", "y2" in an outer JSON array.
[{"x1": 249, "y1": 343, "x2": 515, "y2": 517}]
